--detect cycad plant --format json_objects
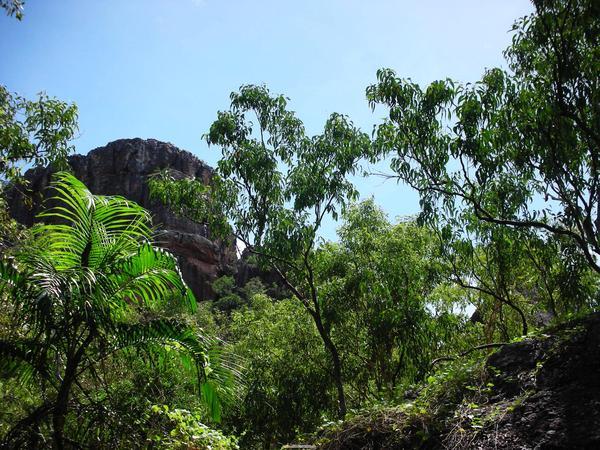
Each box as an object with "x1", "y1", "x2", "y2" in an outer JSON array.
[{"x1": 0, "y1": 172, "x2": 233, "y2": 448}]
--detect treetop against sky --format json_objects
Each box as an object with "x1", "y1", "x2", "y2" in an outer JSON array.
[{"x1": 0, "y1": 0, "x2": 533, "y2": 239}]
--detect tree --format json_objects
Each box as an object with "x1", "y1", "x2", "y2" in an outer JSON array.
[
  {"x1": 316, "y1": 200, "x2": 466, "y2": 399},
  {"x1": 225, "y1": 294, "x2": 332, "y2": 449},
  {"x1": 0, "y1": 0, "x2": 24, "y2": 20},
  {"x1": 150, "y1": 84, "x2": 372, "y2": 418},
  {"x1": 367, "y1": 0, "x2": 600, "y2": 275},
  {"x1": 0, "y1": 86, "x2": 78, "y2": 184},
  {"x1": 436, "y1": 214, "x2": 600, "y2": 340},
  {"x1": 0, "y1": 86, "x2": 78, "y2": 249},
  {"x1": 0, "y1": 173, "x2": 231, "y2": 448},
  {"x1": 0, "y1": 4, "x2": 79, "y2": 248}
]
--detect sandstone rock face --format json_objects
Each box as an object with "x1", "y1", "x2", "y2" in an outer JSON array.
[{"x1": 8, "y1": 138, "x2": 236, "y2": 300}]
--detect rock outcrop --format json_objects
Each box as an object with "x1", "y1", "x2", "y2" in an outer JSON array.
[
  {"x1": 8, "y1": 138, "x2": 236, "y2": 300},
  {"x1": 476, "y1": 313, "x2": 600, "y2": 449},
  {"x1": 314, "y1": 313, "x2": 600, "y2": 449}
]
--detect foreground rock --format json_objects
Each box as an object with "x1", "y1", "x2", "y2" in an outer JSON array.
[
  {"x1": 313, "y1": 313, "x2": 600, "y2": 449},
  {"x1": 8, "y1": 138, "x2": 236, "y2": 300},
  {"x1": 477, "y1": 314, "x2": 600, "y2": 449}
]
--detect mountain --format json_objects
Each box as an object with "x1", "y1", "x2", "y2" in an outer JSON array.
[{"x1": 8, "y1": 138, "x2": 237, "y2": 300}]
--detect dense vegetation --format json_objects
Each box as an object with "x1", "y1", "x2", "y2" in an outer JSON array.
[{"x1": 1, "y1": 0, "x2": 598, "y2": 448}]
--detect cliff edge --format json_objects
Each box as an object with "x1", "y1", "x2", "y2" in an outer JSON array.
[{"x1": 8, "y1": 138, "x2": 236, "y2": 300}]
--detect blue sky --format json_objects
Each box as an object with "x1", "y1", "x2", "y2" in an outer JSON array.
[{"x1": 1, "y1": 0, "x2": 533, "y2": 240}]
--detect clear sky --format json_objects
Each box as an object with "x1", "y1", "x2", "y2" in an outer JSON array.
[{"x1": 1, "y1": 0, "x2": 534, "y2": 240}]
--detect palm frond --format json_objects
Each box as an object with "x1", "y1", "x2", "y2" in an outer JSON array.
[
  {"x1": 98, "y1": 244, "x2": 196, "y2": 314},
  {"x1": 106, "y1": 318, "x2": 236, "y2": 422},
  {"x1": 0, "y1": 256, "x2": 29, "y2": 298},
  {"x1": 34, "y1": 172, "x2": 153, "y2": 271},
  {"x1": 1, "y1": 171, "x2": 240, "y2": 434},
  {"x1": 0, "y1": 339, "x2": 53, "y2": 385}
]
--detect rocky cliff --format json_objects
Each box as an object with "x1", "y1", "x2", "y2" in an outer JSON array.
[{"x1": 8, "y1": 138, "x2": 237, "y2": 300}]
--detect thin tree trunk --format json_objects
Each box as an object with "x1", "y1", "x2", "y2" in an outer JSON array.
[
  {"x1": 52, "y1": 331, "x2": 94, "y2": 449},
  {"x1": 272, "y1": 263, "x2": 347, "y2": 419},
  {"x1": 328, "y1": 340, "x2": 347, "y2": 420},
  {"x1": 313, "y1": 314, "x2": 346, "y2": 419},
  {"x1": 52, "y1": 356, "x2": 78, "y2": 449}
]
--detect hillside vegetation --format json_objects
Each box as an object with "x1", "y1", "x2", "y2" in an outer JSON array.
[{"x1": 1, "y1": 0, "x2": 598, "y2": 448}]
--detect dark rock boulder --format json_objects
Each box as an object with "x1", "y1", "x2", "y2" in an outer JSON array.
[
  {"x1": 8, "y1": 138, "x2": 237, "y2": 300},
  {"x1": 478, "y1": 313, "x2": 600, "y2": 449}
]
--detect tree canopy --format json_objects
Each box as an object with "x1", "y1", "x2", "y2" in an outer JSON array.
[
  {"x1": 151, "y1": 84, "x2": 372, "y2": 419},
  {"x1": 367, "y1": 0, "x2": 600, "y2": 273},
  {"x1": 2, "y1": 0, "x2": 599, "y2": 447},
  {"x1": 0, "y1": 86, "x2": 78, "y2": 184}
]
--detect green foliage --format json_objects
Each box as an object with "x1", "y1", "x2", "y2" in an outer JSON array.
[
  {"x1": 241, "y1": 276, "x2": 266, "y2": 300},
  {"x1": 210, "y1": 275, "x2": 268, "y2": 314},
  {"x1": 151, "y1": 84, "x2": 372, "y2": 256},
  {"x1": 317, "y1": 200, "x2": 470, "y2": 400},
  {"x1": 212, "y1": 275, "x2": 245, "y2": 313},
  {"x1": 0, "y1": 173, "x2": 233, "y2": 447},
  {"x1": 150, "y1": 84, "x2": 373, "y2": 419},
  {"x1": 213, "y1": 275, "x2": 237, "y2": 298},
  {"x1": 148, "y1": 404, "x2": 239, "y2": 449},
  {"x1": 0, "y1": 86, "x2": 78, "y2": 252},
  {"x1": 0, "y1": 194, "x2": 26, "y2": 251},
  {"x1": 148, "y1": 169, "x2": 233, "y2": 239},
  {"x1": 199, "y1": 203, "x2": 475, "y2": 448},
  {"x1": 421, "y1": 356, "x2": 488, "y2": 416},
  {"x1": 442, "y1": 221, "x2": 599, "y2": 341},
  {"x1": 2, "y1": 3, "x2": 595, "y2": 446},
  {"x1": 314, "y1": 355, "x2": 490, "y2": 450},
  {"x1": 0, "y1": 86, "x2": 78, "y2": 183},
  {"x1": 367, "y1": 0, "x2": 600, "y2": 275},
  {"x1": 0, "y1": 377, "x2": 40, "y2": 437},
  {"x1": 224, "y1": 294, "x2": 333, "y2": 448}
]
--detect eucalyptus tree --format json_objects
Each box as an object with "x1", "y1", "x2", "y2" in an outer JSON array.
[
  {"x1": 0, "y1": 173, "x2": 231, "y2": 448},
  {"x1": 438, "y1": 217, "x2": 600, "y2": 340},
  {"x1": 150, "y1": 85, "x2": 372, "y2": 418},
  {"x1": 0, "y1": 86, "x2": 78, "y2": 184},
  {"x1": 316, "y1": 200, "x2": 465, "y2": 398},
  {"x1": 367, "y1": 0, "x2": 600, "y2": 276}
]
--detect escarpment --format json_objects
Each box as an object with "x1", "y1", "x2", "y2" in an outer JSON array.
[{"x1": 8, "y1": 138, "x2": 237, "y2": 300}]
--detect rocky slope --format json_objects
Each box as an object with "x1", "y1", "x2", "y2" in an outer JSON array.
[
  {"x1": 8, "y1": 138, "x2": 237, "y2": 300},
  {"x1": 314, "y1": 313, "x2": 600, "y2": 450}
]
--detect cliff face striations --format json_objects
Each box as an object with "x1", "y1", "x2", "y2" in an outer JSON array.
[{"x1": 8, "y1": 138, "x2": 236, "y2": 300}]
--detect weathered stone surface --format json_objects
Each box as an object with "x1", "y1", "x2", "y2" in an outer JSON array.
[
  {"x1": 314, "y1": 313, "x2": 600, "y2": 450},
  {"x1": 476, "y1": 313, "x2": 600, "y2": 449},
  {"x1": 8, "y1": 138, "x2": 236, "y2": 300}
]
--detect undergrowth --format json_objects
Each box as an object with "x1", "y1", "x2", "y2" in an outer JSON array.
[{"x1": 312, "y1": 354, "x2": 493, "y2": 450}]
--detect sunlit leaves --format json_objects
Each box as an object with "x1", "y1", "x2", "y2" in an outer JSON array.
[
  {"x1": 0, "y1": 173, "x2": 233, "y2": 442},
  {"x1": 367, "y1": 0, "x2": 600, "y2": 273},
  {"x1": 0, "y1": 86, "x2": 78, "y2": 183},
  {"x1": 316, "y1": 200, "x2": 465, "y2": 396},
  {"x1": 208, "y1": 86, "x2": 371, "y2": 268},
  {"x1": 151, "y1": 85, "x2": 372, "y2": 278}
]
